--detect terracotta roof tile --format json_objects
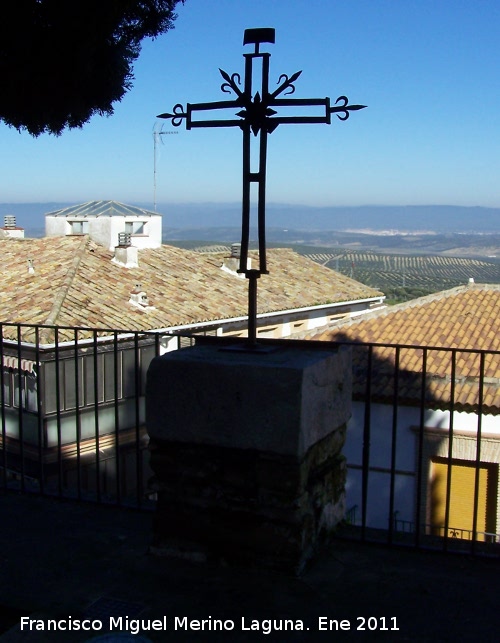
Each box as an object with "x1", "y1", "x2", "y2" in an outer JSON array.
[
  {"x1": 310, "y1": 284, "x2": 500, "y2": 414},
  {"x1": 1, "y1": 237, "x2": 382, "y2": 342}
]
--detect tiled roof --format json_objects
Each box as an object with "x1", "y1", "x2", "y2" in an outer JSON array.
[
  {"x1": 0, "y1": 237, "x2": 382, "y2": 342},
  {"x1": 310, "y1": 285, "x2": 500, "y2": 414}
]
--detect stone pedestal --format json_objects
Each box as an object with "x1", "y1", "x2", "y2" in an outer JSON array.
[{"x1": 146, "y1": 342, "x2": 351, "y2": 574}]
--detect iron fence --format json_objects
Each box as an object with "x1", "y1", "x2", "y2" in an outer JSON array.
[
  {"x1": 333, "y1": 337, "x2": 500, "y2": 557},
  {"x1": 393, "y1": 518, "x2": 499, "y2": 544},
  {"x1": 0, "y1": 322, "x2": 172, "y2": 509},
  {"x1": 1, "y1": 324, "x2": 499, "y2": 557}
]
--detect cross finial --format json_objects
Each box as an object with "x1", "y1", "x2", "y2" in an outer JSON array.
[{"x1": 243, "y1": 28, "x2": 275, "y2": 54}]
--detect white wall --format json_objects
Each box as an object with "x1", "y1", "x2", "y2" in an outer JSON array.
[
  {"x1": 45, "y1": 215, "x2": 69, "y2": 237},
  {"x1": 344, "y1": 401, "x2": 500, "y2": 530},
  {"x1": 132, "y1": 216, "x2": 162, "y2": 249},
  {"x1": 45, "y1": 214, "x2": 162, "y2": 250}
]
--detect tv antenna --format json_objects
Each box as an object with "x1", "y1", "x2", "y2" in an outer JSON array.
[{"x1": 153, "y1": 122, "x2": 178, "y2": 211}]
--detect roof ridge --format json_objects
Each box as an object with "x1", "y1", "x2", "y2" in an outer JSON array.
[{"x1": 39, "y1": 237, "x2": 90, "y2": 339}]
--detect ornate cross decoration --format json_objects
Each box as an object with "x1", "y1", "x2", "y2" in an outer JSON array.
[{"x1": 158, "y1": 28, "x2": 365, "y2": 345}]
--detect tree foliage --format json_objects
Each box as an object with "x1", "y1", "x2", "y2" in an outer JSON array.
[{"x1": 0, "y1": 1, "x2": 183, "y2": 136}]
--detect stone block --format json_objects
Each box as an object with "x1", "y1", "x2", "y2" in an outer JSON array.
[
  {"x1": 147, "y1": 343, "x2": 351, "y2": 457},
  {"x1": 146, "y1": 342, "x2": 351, "y2": 573}
]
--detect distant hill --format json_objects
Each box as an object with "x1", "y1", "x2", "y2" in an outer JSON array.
[
  {"x1": 158, "y1": 203, "x2": 500, "y2": 233},
  {"x1": 166, "y1": 227, "x2": 500, "y2": 257},
  {"x1": 1, "y1": 201, "x2": 499, "y2": 238}
]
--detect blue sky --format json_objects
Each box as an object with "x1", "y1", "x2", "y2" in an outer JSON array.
[{"x1": 1, "y1": 0, "x2": 499, "y2": 209}]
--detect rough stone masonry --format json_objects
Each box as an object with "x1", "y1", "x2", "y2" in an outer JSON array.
[{"x1": 146, "y1": 341, "x2": 351, "y2": 574}]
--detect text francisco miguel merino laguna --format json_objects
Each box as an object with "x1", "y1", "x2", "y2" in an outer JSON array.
[{"x1": 20, "y1": 615, "x2": 400, "y2": 634}]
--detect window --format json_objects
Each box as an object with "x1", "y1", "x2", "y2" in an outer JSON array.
[
  {"x1": 2, "y1": 367, "x2": 12, "y2": 406},
  {"x1": 42, "y1": 344, "x2": 155, "y2": 414},
  {"x1": 70, "y1": 220, "x2": 89, "y2": 235},
  {"x1": 430, "y1": 457, "x2": 498, "y2": 542},
  {"x1": 2, "y1": 344, "x2": 157, "y2": 416},
  {"x1": 125, "y1": 221, "x2": 145, "y2": 235},
  {"x1": 63, "y1": 358, "x2": 82, "y2": 410},
  {"x1": 122, "y1": 349, "x2": 138, "y2": 398},
  {"x1": 1, "y1": 367, "x2": 38, "y2": 412},
  {"x1": 104, "y1": 351, "x2": 121, "y2": 402},
  {"x1": 83, "y1": 354, "x2": 105, "y2": 406},
  {"x1": 140, "y1": 346, "x2": 156, "y2": 393},
  {"x1": 44, "y1": 361, "x2": 70, "y2": 413},
  {"x1": 25, "y1": 372, "x2": 38, "y2": 411}
]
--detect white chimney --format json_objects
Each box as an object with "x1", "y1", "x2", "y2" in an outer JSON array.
[
  {"x1": 112, "y1": 232, "x2": 138, "y2": 268},
  {"x1": 221, "y1": 242, "x2": 251, "y2": 277},
  {"x1": 1, "y1": 215, "x2": 25, "y2": 238}
]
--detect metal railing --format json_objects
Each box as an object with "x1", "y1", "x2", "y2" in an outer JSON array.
[
  {"x1": 0, "y1": 322, "x2": 171, "y2": 509},
  {"x1": 334, "y1": 337, "x2": 500, "y2": 556},
  {"x1": 393, "y1": 518, "x2": 500, "y2": 544},
  {"x1": 1, "y1": 324, "x2": 500, "y2": 557}
]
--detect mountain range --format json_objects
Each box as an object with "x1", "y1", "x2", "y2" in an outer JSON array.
[{"x1": 1, "y1": 202, "x2": 499, "y2": 237}]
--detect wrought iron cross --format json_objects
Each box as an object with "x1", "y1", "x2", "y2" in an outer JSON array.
[{"x1": 158, "y1": 28, "x2": 365, "y2": 345}]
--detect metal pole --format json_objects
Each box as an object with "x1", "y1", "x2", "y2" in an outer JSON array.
[{"x1": 246, "y1": 270, "x2": 260, "y2": 346}]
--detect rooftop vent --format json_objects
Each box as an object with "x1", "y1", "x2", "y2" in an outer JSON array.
[
  {"x1": 118, "y1": 232, "x2": 131, "y2": 247},
  {"x1": 129, "y1": 283, "x2": 152, "y2": 309},
  {"x1": 221, "y1": 242, "x2": 250, "y2": 277},
  {"x1": 1, "y1": 215, "x2": 24, "y2": 238}
]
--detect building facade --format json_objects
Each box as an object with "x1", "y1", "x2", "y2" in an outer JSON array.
[{"x1": 311, "y1": 284, "x2": 500, "y2": 541}]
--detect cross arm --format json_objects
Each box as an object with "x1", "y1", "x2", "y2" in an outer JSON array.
[
  {"x1": 157, "y1": 99, "x2": 245, "y2": 129},
  {"x1": 270, "y1": 95, "x2": 367, "y2": 123}
]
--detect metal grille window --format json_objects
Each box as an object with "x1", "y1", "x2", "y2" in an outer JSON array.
[
  {"x1": 1, "y1": 336, "x2": 157, "y2": 417},
  {"x1": 104, "y1": 351, "x2": 121, "y2": 401},
  {"x1": 140, "y1": 345, "x2": 155, "y2": 395},
  {"x1": 1, "y1": 368, "x2": 38, "y2": 412},
  {"x1": 44, "y1": 355, "x2": 117, "y2": 411},
  {"x1": 42, "y1": 345, "x2": 154, "y2": 414},
  {"x1": 84, "y1": 354, "x2": 105, "y2": 406},
  {"x1": 25, "y1": 372, "x2": 38, "y2": 411},
  {"x1": 63, "y1": 357, "x2": 82, "y2": 410},
  {"x1": 2, "y1": 367, "x2": 12, "y2": 406},
  {"x1": 44, "y1": 361, "x2": 65, "y2": 413},
  {"x1": 122, "y1": 349, "x2": 138, "y2": 398}
]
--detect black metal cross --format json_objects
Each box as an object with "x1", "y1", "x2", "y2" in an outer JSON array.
[{"x1": 158, "y1": 28, "x2": 365, "y2": 345}]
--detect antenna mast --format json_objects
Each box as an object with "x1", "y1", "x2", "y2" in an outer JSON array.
[{"x1": 152, "y1": 124, "x2": 178, "y2": 212}]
